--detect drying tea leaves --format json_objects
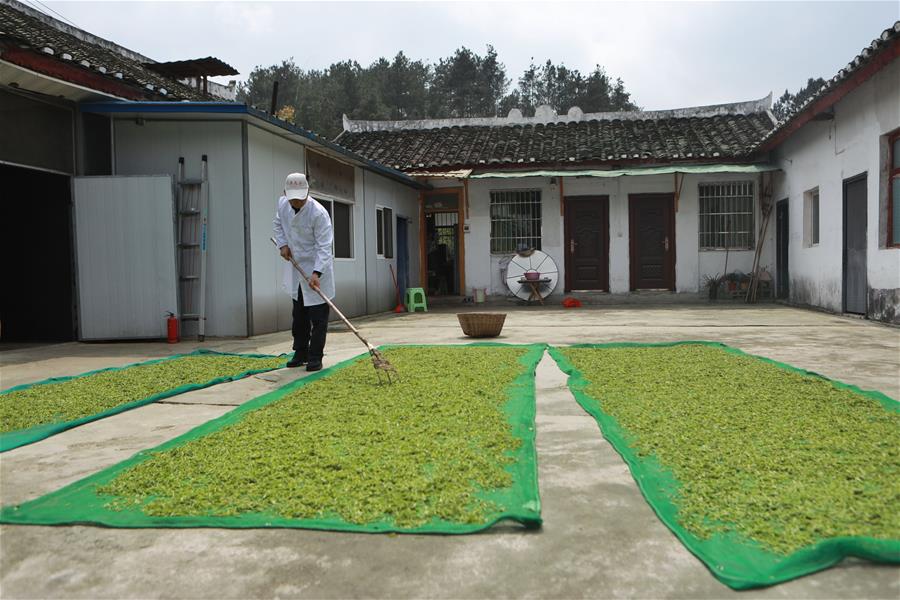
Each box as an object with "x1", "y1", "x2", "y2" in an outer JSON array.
[
  {"x1": 98, "y1": 346, "x2": 529, "y2": 528},
  {"x1": 0, "y1": 354, "x2": 286, "y2": 433},
  {"x1": 561, "y1": 345, "x2": 900, "y2": 554}
]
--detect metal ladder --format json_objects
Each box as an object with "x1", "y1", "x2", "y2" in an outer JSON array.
[{"x1": 176, "y1": 156, "x2": 209, "y2": 341}]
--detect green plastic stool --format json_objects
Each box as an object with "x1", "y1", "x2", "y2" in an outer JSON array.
[{"x1": 405, "y1": 287, "x2": 428, "y2": 313}]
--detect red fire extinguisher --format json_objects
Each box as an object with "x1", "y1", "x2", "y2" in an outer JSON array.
[{"x1": 166, "y1": 312, "x2": 179, "y2": 344}]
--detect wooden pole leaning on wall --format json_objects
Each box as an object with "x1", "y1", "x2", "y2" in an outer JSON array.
[
  {"x1": 673, "y1": 172, "x2": 685, "y2": 212},
  {"x1": 746, "y1": 172, "x2": 774, "y2": 303}
]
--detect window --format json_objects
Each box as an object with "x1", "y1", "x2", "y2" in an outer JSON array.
[
  {"x1": 889, "y1": 130, "x2": 900, "y2": 247},
  {"x1": 317, "y1": 198, "x2": 353, "y2": 259},
  {"x1": 384, "y1": 207, "x2": 394, "y2": 259},
  {"x1": 376, "y1": 207, "x2": 384, "y2": 256},
  {"x1": 490, "y1": 190, "x2": 542, "y2": 254},
  {"x1": 804, "y1": 188, "x2": 820, "y2": 247},
  {"x1": 375, "y1": 206, "x2": 394, "y2": 258},
  {"x1": 698, "y1": 182, "x2": 754, "y2": 250}
]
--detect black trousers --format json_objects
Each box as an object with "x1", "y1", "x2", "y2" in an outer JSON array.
[{"x1": 292, "y1": 288, "x2": 329, "y2": 363}]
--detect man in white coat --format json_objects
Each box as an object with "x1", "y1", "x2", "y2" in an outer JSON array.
[{"x1": 273, "y1": 173, "x2": 335, "y2": 371}]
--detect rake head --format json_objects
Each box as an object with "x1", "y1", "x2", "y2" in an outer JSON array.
[{"x1": 369, "y1": 347, "x2": 398, "y2": 384}]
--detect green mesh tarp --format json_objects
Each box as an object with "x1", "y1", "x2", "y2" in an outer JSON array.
[
  {"x1": 0, "y1": 344, "x2": 544, "y2": 533},
  {"x1": 549, "y1": 341, "x2": 900, "y2": 590},
  {"x1": 0, "y1": 349, "x2": 287, "y2": 452}
]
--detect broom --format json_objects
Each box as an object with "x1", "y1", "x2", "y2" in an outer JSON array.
[
  {"x1": 389, "y1": 264, "x2": 405, "y2": 313},
  {"x1": 271, "y1": 238, "x2": 398, "y2": 384}
]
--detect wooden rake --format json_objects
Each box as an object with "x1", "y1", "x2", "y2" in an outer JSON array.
[{"x1": 271, "y1": 238, "x2": 398, "y2": 384}]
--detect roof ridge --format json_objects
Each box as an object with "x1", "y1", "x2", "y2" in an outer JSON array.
[
  {"x1": 0, "y1": 0, "x2": 156, "y2": 64},
  {"x1": 342, "y1": 95, "x2": 773, "y2": 133}
]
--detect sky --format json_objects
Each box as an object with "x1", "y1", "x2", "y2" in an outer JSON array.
[{"x1": 36, "y1": 0, "x2": 900, "y2": 110}]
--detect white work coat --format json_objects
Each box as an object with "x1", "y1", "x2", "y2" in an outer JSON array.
[{"x1": 273, "y1": 196, "x2": 335, "y2": 305}]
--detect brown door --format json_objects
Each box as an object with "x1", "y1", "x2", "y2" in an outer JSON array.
[
  {"x1": 629, "y1": 194, "x2": 675, "y2": 290},
  {"x1": 565, "y1": 196, "x2": 609, "y2": 291}
]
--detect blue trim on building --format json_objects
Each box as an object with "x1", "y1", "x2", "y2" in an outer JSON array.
[{"x1": 79, "y1": 101, "x2": 428, "y2": 190}]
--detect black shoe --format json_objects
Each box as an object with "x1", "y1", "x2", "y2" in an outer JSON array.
[
  {"x1": 305, "y1": 362, "x2": 322, "y2": 372},
  {"x1": 286, "y1": 355, "x2": 307, "y2": 368}
]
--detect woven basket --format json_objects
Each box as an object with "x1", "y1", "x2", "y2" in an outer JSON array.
[{"x1": 457, "y1": 313, "x2": 507, "y2": 338}]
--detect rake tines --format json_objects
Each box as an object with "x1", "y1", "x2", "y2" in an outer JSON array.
[{"x1": 369, "y1": 348, "x2": 398, "y2": 384}]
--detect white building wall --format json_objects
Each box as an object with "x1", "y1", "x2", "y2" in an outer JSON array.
[
  {"x1": 461, "y1": 172, "x2": 771, "y2": 298},
  {"x1": 246, "y1": 124, "x2": 304, "y2": 334},
  {"x1": 113, "y1": 120, "x2": 248, "y2": 337},
  {"x1": 360, "y1": 169, "x2": 422, "y2": 314},
  {"x1": 772, "y1": 58, "x2": 900, "y2": 322}
]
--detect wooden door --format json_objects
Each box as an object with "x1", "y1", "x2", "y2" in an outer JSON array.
[
  {"x1": 629, "y1": 194, "x2": 675, "y2": 290},
  {"x1": 776, "y1": 199, "x2": 789, "y2": 299},
  {"x1": 564, "y1": 196, "x2": 609, "y2": 291},
  {"x1": 843, "y1": 175, "x2": 867, "y2": 315}
]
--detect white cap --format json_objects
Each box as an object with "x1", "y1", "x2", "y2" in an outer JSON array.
[{"x1": 284, "y1": 172, "x2": 310, "y2": 201}]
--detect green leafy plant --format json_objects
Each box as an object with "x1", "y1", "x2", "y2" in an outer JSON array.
[
  {"x1": 561, "y1": 345, "x2": 900, "y2": 555},
  {"x1": 98, "y1": 347, "x2": 530, "y2": 528},
  {"x1": 0, "y1": 354, "x2": 286, "y2": 433}
]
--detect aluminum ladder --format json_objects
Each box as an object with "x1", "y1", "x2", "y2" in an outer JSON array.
[{"x1": 176, "y1": 156, "x2": 209, "y2": 341}]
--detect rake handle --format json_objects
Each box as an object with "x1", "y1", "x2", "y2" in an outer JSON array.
[{"x1": 271, "y1": 238, "x2": 374, "y2": 351}]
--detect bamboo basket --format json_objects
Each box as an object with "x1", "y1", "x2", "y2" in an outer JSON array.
[{"x1": 457, "y1": 313, "x2": 507, "y2": 338}]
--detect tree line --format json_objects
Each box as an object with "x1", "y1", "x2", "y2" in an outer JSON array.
[
  {"x1": 238, "y1": 46, "x2": 640, "y2": 138},
  {"x1": 772, "y1": 77, "x2": 827, "y2": 120}
]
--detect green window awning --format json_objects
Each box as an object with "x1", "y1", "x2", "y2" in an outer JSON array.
[{"x1": 469, "y1": 164, "x2": 779, "y2": 179}]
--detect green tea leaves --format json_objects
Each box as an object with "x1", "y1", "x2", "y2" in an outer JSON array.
[
  {"x1": 562, "y1": 345, "x2": 900, "y2": 555},
  {"x1": 1, "y1": 354, "x2": 286, "y2": 433},
  {"x1": 98, "y1": 347, "x2": 530, "y2": 528}
]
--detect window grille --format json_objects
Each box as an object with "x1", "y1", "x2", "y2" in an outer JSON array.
[
  {"x1": 698, "y1": 182, "x2": 754, "y2": 250},
  {"x1": 490, "y1": 190, "x2": 542, "y2": 254}
]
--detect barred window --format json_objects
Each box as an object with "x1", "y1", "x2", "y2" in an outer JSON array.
[
  {"x1": 698, "y1": 182, "x2": 755, "y2": 250},
  {"x1": 490, "y1": 190, "x2": 542, "y2": 254}
]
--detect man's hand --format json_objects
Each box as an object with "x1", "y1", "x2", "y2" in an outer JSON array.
[
  {"x1": 309, "y1": 272, "x2": 321, "y2": 290},
  {"x1": 279, "y1": 245, "x2": 292, "y2": 261}
]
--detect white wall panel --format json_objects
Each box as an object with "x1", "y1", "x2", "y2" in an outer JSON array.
[
  {"x1": 362, "y1": 170, "x2": 421, "y2": 314},
  {"x1": 464, "y1": 172, "x2": 773, "y2": 297},
  {"x1": 114, "y1": 120, "x2": 247, "y2": 336},
  {"x1": 246, "y1": 124, "x2": 305, "y2": 333},
  {"x1": 772, "y1": 59, "x2": 899, "y2": 320},
  {"x1": 73, "y1": 175, "x2": 177, "y2": 340}
]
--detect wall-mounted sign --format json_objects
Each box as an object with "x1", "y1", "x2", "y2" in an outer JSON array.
[
  {"x1": 424, "y1": 193, "x2": 458, "y2": 211},
  {"x1": 307, "y1": 150, "x2": 355, "y2": 200}
]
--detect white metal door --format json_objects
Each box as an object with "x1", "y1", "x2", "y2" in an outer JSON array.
[{"x1": 73, "y1": 175, "x2": 178, "y2": 340}]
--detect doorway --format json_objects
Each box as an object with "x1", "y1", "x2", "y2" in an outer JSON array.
[
  {"x1": 1, "y1": 164, "x2": 75, "y2": 342},
  {"x1": 629, "y1": 193, "x2": 676, "y2": 290},
  {"x1": 564, "y1": 196, "x2": 609, "y2": 291},
  {"x1": 775, "y1": 199, "x2": 789, "y2": 299},
  {"x1": 425, "y1": 211, "x2": 460, "y2": 295},
  {"x1": 396, "y1": 217, "x2": 409, "y2": 300},
  {"x1": 843, "y1": 174, "x2": 867, "y2": 315}
]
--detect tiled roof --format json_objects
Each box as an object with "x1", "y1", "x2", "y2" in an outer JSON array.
[
  {"x1": 753, "y1": 21, "x2": 900, "y2": 152},
  {"x1": 335, "y1": 98, "x2": 777, "y2": 171},
  {"x1": 0, "y1": 0, "x2": 210, "y2": 100}
]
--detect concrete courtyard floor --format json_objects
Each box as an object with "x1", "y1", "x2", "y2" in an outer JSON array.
[{"x1": 1, "y1": 303, "x2": 898, "y2": 599}]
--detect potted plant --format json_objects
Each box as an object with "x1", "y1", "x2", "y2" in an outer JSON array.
[{"x1": 704, "y1": 274, "x2": 724, "y2": 301}]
